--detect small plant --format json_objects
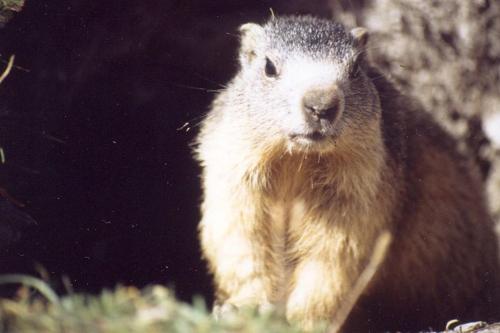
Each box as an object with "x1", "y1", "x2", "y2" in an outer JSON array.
[{"x1": 0, "y1": 275, "x2": 325, "y2": 333}]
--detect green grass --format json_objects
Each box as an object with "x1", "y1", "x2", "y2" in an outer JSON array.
[
  {"x1": 0, "y1": 0, "x2": 24, "y2": 11},
  {"x1": 0, "y1": 275, "x2": 325, "y2": 333}
]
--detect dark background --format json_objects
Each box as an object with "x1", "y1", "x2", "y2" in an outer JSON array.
[{"x1": 0, "y1": 0, "x2": 329, "y2": 302}]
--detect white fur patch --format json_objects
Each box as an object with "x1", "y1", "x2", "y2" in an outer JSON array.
[
  {"x1": 283, "y1": 58, "x2": 342, "y2": 93},
  {"x1": 279, "y1": 59, "x2": 344, "y2": 135},
  {"x1": 287, "y1": 260, "x2": 332, "y2": 309}
]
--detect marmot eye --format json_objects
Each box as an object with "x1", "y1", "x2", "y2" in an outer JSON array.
[{"x1": 265, "y1": 57, "x2": 278, "y2": 77}]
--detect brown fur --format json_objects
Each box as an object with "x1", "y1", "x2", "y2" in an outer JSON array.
[{"x1": 194, "y1": 17, "x2": 500, "y2": 331}]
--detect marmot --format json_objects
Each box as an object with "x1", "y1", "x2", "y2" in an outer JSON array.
[{"x1": 194, "y1": 16, "x2": 500, "y2": 331}]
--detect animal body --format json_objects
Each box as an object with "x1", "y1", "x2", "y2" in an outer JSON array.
[{"x1": 194, "y1": 15, "x2": 500, "y2": 331}]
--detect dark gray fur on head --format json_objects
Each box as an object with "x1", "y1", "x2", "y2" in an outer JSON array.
[{"x1": 263, "y1": 16, "x2": 355, "y2": 60}]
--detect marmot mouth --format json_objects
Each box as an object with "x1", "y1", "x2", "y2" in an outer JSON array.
[{"x1": 289, "y1": 131, "x2": 325, "y2": 142}]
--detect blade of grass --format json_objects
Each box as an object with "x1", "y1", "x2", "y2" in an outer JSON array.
[
  {"x1": 0, "y1": 274, "x2": 59, "y2": 304},
  {"x1": 0, "y1": 54, "x2": 14, "y2": 84}
]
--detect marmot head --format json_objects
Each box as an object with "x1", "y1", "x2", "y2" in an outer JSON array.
[{"x1": 236, "y1": 16, "x2": 379, "y2": 154}]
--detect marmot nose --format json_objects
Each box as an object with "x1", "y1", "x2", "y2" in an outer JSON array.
[{"x1": 302, "y1": 89, "x2": 340, "y2": 122}]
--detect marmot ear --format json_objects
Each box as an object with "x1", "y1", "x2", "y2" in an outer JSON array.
[
  {"x1": 239, "y1": 23, "x2": 265, "y2": 66},
  {"x1": 351, "y1": 27, "x2": 369, "y2": 48}
]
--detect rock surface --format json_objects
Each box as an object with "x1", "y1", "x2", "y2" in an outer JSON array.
[{"x1": 328, "y1": 0, "x2": 500, "y2": 234}]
